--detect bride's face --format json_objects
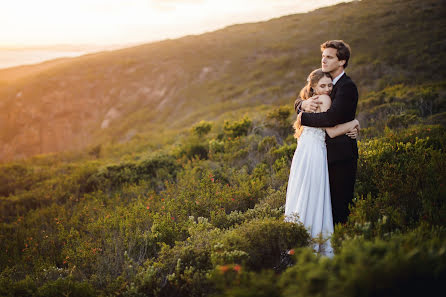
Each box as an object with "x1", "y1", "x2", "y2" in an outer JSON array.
[{"x1": 314, "y1": 76, "x2": 333, "y2": 95}]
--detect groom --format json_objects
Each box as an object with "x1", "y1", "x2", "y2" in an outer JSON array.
[{"x1": 294, "y1": 40, "x2": 358, "y2": 225}]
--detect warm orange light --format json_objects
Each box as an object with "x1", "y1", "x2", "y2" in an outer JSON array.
[{"x1": 0, "y1": 1, "x2": 351, "y2": 46}]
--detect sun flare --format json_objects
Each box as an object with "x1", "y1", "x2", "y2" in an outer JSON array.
[{"x1": 0, "y1": 0, "x2": 350, "y2": 46}]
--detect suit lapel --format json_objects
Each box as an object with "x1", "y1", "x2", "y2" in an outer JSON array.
[
  {"x1": 330, "y1": 73, "x2": 347, "y2": 102},
  {"x1": 330, "y1": 85, "x2": 339, "y2": 100}
]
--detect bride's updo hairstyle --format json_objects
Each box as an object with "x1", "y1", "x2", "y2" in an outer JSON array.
[{"x1": 293, "y1": 69, "x2": 331, "y2": 139}]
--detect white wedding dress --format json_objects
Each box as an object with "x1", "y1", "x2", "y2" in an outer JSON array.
[{"x1": 285, "y1": 126, "x2": 334, "y2": 257}]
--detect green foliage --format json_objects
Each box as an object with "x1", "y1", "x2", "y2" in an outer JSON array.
[
  {"x1": 332, "y1": 125, "x2": 446, "y2": 249},
  {"x1": 192, "y1": 120, "x2": 213, "y2": 138},
  {"x1": 217, "y1": 218, "x2": 309, "y2": 270},
  {"x1": 36, "y1": 277, "x2": 95, "y2": 297},
  {"x1": 178, "y1": 142, "x2": 209, "y2": 160},
  {"x1": 223, "y1": 117, "x2": 252, "y2": 138},
  {"x1": 87, "y1": 144, "x2": 102, "y2": 159},
  {"x1": 265, "y1": 105, "x2": 294, "y2": 140},
  {"x1": 0, "y1": 164, "x2": 44, "y2": 197},
  {"x1": 357, "y1": 82, "x2": 446, "y2": 137},
  {"x1": 215, "y1": 226, "x2": 445, "y2": 297},
  {"x1": 278, "y1": 227, "x2": 446, "y2": 297},
  {"x1": 89, "y1": 154, "x2": 180, "y2": 192},
  {"x1": 212, "y1": 269, "x2": 280, "y2": 297},
  {"x1": 0, "y1": 108, "x2": 444, "y2": 296},
  {"x1": 1, "y1": 1, "x2": 446, "y2": 291}
]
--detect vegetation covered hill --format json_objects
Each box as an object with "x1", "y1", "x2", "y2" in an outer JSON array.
[
  {"x1": 0, "y1": 0, "x2": 445, "y2": 296},
  {"x1": 0, "y1": 0, "x2": 445, "y2": 161},
  {"x1": 0, "y1": 111, "x2": 444, "y2": 296}
]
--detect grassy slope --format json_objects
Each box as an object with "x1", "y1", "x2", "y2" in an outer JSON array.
[{"x1": 0, "y1": 0, "x2": 445, "y2": 161}]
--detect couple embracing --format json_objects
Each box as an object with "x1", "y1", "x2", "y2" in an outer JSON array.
[{"x1": 285, "y1": 40, "x2": 359, "y2": 257}]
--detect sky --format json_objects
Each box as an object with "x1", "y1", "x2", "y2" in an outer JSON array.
[{"x1": 0, "y1": 0, "x2": 351, "y2": 47}]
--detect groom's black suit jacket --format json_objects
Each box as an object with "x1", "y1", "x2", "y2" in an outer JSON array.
[{"x1": 299, "y1": 73, "x2": 358, "y2": 163}]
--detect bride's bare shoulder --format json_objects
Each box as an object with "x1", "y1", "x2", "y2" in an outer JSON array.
[
  {"x1": 318, "y1": 94, "x2": 331, "y2": 112},
  {"x1": 318, "y1": 94, "x2": 331, "y2": 103}
]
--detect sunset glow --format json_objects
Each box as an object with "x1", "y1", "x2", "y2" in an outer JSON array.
[{"x1": 1, "y1": 0, "x2": 351, "y2": 46}]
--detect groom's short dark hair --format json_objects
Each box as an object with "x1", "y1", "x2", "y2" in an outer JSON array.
[{"x1": 321, "y1": 40, "x2": 351, "y2": 68}]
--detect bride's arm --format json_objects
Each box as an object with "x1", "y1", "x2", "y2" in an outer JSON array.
[
  {"x1": 325, "y1": 120, "x2": 359, "y2": 138},
  {"x1": 318, "y1": 94, "x2": 360, "y2": 138}
]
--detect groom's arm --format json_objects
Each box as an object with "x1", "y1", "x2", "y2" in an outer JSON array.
[
  {"x1": 294, "y1": 97, "x2": 321, "y2": 114},
  {"x1": 301, "y1": 82, "x2": 358, "y2": 127}
]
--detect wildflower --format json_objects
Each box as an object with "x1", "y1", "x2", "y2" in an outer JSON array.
[
  {"x1": 171, "y1": 216, "x2": 175, "y2": 221},
  {"x1": 219, "y1": 265, "x2": 229, "y2": 273},
  {"x1": 146, "y1": 205, "x2": 150, "y2": 210},
  {"x1": 287, "y1": 249, "x2": 295, "y2": 255},
  {"x1": 233, "y1": 264, "x2": 242, "y2": 273}
]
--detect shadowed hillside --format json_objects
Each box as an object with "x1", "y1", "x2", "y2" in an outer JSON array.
[{"x1": 0, "y1": 0, "x2": 445, "y2": 161}]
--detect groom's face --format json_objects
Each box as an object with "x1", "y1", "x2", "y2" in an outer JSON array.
[{"x1": 321, "y1": 48, "x2": 344, "y2": 73}]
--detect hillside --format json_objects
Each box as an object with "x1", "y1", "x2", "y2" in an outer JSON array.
[
  {"x1": 0, "y1": 0, "x2": 445, "y2": 161},
  {"x1": 0, "y1": 0, "x2": 445, "y2": 295}
]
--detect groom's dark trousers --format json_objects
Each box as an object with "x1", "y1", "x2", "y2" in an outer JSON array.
[{"x1": 295, "y1": 73, "x2": 358, "y2": 224}]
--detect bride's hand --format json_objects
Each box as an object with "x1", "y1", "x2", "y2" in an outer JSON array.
[
  {"x1": 354, "y1": 119, "x2": 360, "y2": 133},
  {"x1": 346, "y1": 120, "x2": 360, "y2": 139},
  {"x1": 346, "y1": 128, "x2": 358, "y2": 139}
]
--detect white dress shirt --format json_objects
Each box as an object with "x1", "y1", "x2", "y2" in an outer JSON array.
[{"x1": 332, "y1": 71, "x2": 345, "y2": 85}]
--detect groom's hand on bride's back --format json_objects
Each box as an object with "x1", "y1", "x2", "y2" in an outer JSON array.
[{"x1": 302, "y1": 95, "x2": 322, "y2": 113}]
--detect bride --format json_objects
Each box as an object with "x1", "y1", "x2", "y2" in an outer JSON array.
[{"x1": 285, "y1": 68, "x2": 359, "y2": 257}]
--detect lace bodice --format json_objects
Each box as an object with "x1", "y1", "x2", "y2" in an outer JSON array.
[{"x1": 299, "y1": 126, "x2": 326, "y2": 142}]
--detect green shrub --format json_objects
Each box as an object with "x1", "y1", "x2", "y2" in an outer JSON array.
[
  {"x1": 36, "y1": 277, "x2": 95, "y2": 297},
  {"x1": 280, "y1": 227, "x2": 446, "y2": 297},
  {"x1": 192, "y1": 120, "x2": 213, "y2": 137},
  {"x1": 217, "y1": 217, "x2": 310, "y2": 270},
  {"x1": 219, "y1": 227, "x2": 445, "y2": 297},
  {"x1": 223, "y1": 117, "x2": 252, "y2": 138},
  {"x1": 88, "y1": 154, "x2": 179, "y2": 192},
  {"x1": 0, "y1": 164, "x2": 42, "y2": 197},
  {"x1": 265, "y1": 105, "x2": 294, "y2": 140}
]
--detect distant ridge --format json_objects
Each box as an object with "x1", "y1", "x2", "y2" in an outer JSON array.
[{"x1": 0, "y1": 43, "x2": 141, "y2": 70}]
